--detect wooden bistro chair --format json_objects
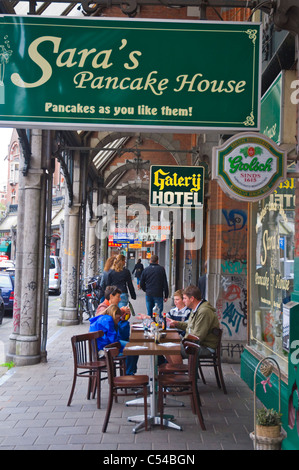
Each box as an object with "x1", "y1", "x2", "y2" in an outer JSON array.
[
  {"x1": 158, "y1": 333, "x2": 200, "y2": 375},
  {"x1": 158, "y1": 341, "x2": 206, "y2": 431},
  {"x1": 67, "y1": 331, "x2": 108, "y2": 409},
  {"x1": 102, "y1": 346, "x2": 149, "y2": 433},
  {"x1": 197, "y1": 328, "x2": 227, "y2": 395}
]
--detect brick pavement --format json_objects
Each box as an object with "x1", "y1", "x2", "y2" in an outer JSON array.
[{"x1": 0, "y1": 284, "x2": 257, "y2": 450}]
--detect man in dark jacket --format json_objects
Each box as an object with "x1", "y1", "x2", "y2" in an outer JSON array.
[{"x1": 140, "y1": 254, "x2": 169, "y2": 318}]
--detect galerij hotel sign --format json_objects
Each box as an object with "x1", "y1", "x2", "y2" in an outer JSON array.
[
  {"x1": 212, "y1": 132, "x2": 286, "y2": 202},
  {"x1": 150, "y1": 165, "x2": 204, "y2": 209},
  {"x1": 0, "y1": 15, "x2": 261, "y2": 132}
]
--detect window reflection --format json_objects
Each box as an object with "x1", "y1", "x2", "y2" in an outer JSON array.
[{"x1": 250, "y1": 178, "x2": 295, "y2": 374}]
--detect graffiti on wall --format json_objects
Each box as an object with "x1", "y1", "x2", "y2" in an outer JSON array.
[
  {"x1": 216, "y1": 275, "x2": 247, "y2": 341},
  {"x1": 216, "y1": 208, "x2": 248, "y2": 346}
]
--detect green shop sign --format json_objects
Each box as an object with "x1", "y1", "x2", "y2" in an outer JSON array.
[
  {"x1": 0, "y1": 15, "x2": 261, "y2": 132},
  {"x1": 212, "y1": 132, "x2": 286, "y2": 202},
  {"x1": 150, "y1": 165, "x2": 204, "y2": 209}
]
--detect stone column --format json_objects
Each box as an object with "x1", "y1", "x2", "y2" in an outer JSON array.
[
  {"x1": 8, "y1": 148, "x2": 26, "y2": 358},
  {"x1": 7, "y1": 129, "x2": 46, "y2": 366},
  {"x1": 58, "y1": 150, "x2": 82, "y2": 326},
  {"x1": 86, "y1": 188, "x2": 99, "y2": 279},
  {"x1": 60, "y1": 189, "x2": 70, "y2": 309}
]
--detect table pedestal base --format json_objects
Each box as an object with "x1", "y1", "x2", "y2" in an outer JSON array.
[
  {"x1": 127, "y1": 414, "x2": 183, "y2": 433},
  {"x1": 126, "y1": 396, "x2": 185, "y2": 407}
]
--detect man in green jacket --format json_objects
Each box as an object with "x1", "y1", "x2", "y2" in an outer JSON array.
[{"x1": 168, "y1": 284, "x2": 220, "y2": 360}]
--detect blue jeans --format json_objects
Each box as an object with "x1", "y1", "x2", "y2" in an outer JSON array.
[
  {"x1": 119, "y1": 340, "x2": 138, "y2": 375},
  {"x1": 145, "y1": 295, "x2": 164, "y2": 319},
  {"x1": 118, "y1": 293, "x2": 129, "y2": 308}
]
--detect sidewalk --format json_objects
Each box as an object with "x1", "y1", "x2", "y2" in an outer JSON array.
[{"x1": 0, "y1": 283, "x2": 257, "y2": 450}]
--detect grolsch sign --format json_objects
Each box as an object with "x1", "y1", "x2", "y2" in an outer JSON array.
[{"x1": 212, "y1": 133, "x2": 286, "y2": 202}]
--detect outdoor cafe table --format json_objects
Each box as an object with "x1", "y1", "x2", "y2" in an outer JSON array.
[
  {"x1": 129, "y1": 326, "x2": 181, "y2": 343},
  {"x1": 123, "y1": 334, "x2": 182, "y2": 433}
]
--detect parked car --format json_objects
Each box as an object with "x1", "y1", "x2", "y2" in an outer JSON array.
[
  {"x1": 0, "y1": 288, "x2": 5, "y2": 325},
  {"x1": 0, "y1": 260, "x2": 15, "y2": 271},
  {"x1": 49, "y1": 256, "x2": 61, "y2": 294},
  {"x1": 0, "y1": 272, "x2": 14, "y2": 313}
]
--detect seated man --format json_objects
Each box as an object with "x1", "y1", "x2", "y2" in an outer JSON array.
[{"x1": 168, "y1": 285, "x2": 220, "y2": 363}]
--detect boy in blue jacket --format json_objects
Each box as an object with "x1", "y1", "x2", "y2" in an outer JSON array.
[{"x1": 89, "y1": 304, "x2": 138, "y2": 375}]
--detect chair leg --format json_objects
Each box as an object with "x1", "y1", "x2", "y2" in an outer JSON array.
[
  {"x1": 189, "y1": 380, "x2": 201, "y2": 413},
  {"x1": 193, "y1": 378, "x2": 202, "y2": 407},
  {"x1": 102, "y1": 388, "x2": 114, "y2": 433},
  {"x1": 189, "y1": 392, "x2": 196, "y2": 414},
  {"x1": 143, "y1": 385, "x2": 148, "y2": 431},
  {"x1": 87, "y1": 373, "x2": 94, "y2": 400},
  {"x1": 159, "y1": 386, "x2": 164, "y2": 429},
  {"x1": 213, "y1": 363, "x2": 222, "y2": 389},
  {"x1": 96, "y1": 370, "x2": 101, "y2": 409},
  {"x1": 217, "y1": 364, "x2": 227, "y2": 394},
  {"x1": 194, "y1": 395, "x2": 206, "y2": 431},
  {"x1": 67, "y1": 372, "x2": 77, "y2": 406},
  {"x1": 192, "y1": 381, "x2": 205, "y2": 430},
  {"x1": 198, "y1": 363, "x2": 206, "y2": 384},
  {"x1": 92, "y1": 374, "x2": 97, "y2": 399}
]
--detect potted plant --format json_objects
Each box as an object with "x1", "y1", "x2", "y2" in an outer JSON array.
[
  {"x1": 256, "y1": 407, "x2": 282, "y2": 438},
  {"x1": 250, "y1": 407, "x2": 286, "y2": 450}
]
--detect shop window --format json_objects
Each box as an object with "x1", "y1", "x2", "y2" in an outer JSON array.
[{"x1": 249, "y1": 178, "x2": 295, "y2": 375}]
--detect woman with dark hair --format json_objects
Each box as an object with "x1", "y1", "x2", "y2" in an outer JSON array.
[
  {"x1": 132, "y1": 258, "x2": 144, "y2": 287},
  {"x1": 107, "y1": 254, "x2": 136, "y2": 308}
]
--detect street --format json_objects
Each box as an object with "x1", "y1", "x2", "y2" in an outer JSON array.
[{"x1": 0, "y1": 293, "x2": 62, "y2": 366}]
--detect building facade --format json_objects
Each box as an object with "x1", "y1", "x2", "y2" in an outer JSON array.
[{"x1": 0, "y1": 0, "x2": 298, "y2": 448}]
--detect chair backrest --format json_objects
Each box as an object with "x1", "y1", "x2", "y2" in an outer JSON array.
[
  {"x1": 103, "y1": 346, "x2": 120, "y2": 387},
  {"x1": 211, "y1": 327, "x2": 223, "y2": 356},
  {"x1": 71, "y1": 331, "x2": 104, "y2": 366},
  {"x1": 183, "y1": 341, "x2": 200, "y2": 379}
]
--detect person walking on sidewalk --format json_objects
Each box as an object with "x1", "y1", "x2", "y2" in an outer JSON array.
[
  {"x1": 139, "y1": 254, "x2": 169, "y2": 317},
  {"x1": 99, "y1": 255, "x2": 116, "y2": 301},
  {"x1": 132, "y1": 258, "x2": 144, "y2": 288},
  {"x1": 107, "y1": 254, "x2": 136, "y2": 308}
]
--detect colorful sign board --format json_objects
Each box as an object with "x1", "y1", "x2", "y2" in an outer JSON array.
[
  {"x1": 261, "y1": 73, "x2": 282, "y2": 144},
  {"x1": 212, "y1": 132, "x2": 286, "y2": 202},
  {"x1": 261, "y1": 70, "x2": 297, "y2": 146},
  {"x1": 108, "y1": 241, "x2": 122, "y2": 247},
  {"x1": 150, "y1": 165, "x2": 204, "y2": 209},
  {"x1": 129, "y1": 243, "x2": 142, "y2": 249},
  {"x1": 0, "y1": 15, "x2": 261, "y2": 132}
]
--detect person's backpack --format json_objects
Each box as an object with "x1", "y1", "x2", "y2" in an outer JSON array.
[{"x1": 135, "y1": 267, "x2": 142, "y2": 277}]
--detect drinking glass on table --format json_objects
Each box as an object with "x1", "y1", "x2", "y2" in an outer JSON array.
[{"x1": 143, "y1": 318, "x2": 151, "y2": 337}]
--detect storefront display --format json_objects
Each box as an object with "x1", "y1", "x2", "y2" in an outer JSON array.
[{"x1": 249, "y1": 178, "x2": 295, "y2": 375}]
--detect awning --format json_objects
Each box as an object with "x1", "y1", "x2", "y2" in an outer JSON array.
[
  {"x1": 0, "y1": 215, "x2": 18, "y2": 231},
  {"x1": 51, "y1": 208, "x2": 64, "y2": 228}
]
